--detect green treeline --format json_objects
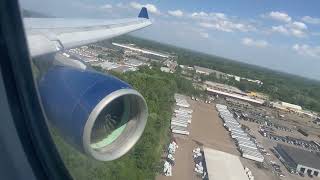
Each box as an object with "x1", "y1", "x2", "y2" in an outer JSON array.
[
  {"x1": 52, "y1": 66, "x2": 199, "y2": 180},
  {"x1": 113, "y1": 35, "x2": 320, "y2": 112}
]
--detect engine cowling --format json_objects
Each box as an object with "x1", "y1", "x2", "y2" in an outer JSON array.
[{"x1": 38, "y1": 66, "x2": 148, "y2": 161}]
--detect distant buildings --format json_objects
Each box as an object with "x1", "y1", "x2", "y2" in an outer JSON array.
[
  {"x1": 194, "y1": 65, "x2": 263, "y2": 85},
  {"x1": 124, "y1": 58, "x2": 146, "y2": 67},
  {"x1": 274, "y1": 144, "x2": 320, "y2": 176},
  {"x1": 112, "y1": 42, "x2": 171, "y2": 58},
  {"x1": 271, "y1": 101, "x2": 302, "y2": 111},
  {"x1": 194, "y1": 66, "x2": 216, "y2": 75}
]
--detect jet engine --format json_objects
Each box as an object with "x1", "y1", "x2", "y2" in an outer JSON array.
[{"x1": 38, "y1": 66, "x2": 148, "y2": 161}]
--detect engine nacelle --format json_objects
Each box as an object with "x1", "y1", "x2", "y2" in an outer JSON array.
[{"x1": 38, "y1": 66, "x2": 148, "y2": 161}]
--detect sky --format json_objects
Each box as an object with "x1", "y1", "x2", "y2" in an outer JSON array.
[{"x1": 20, "y1": 0, "x2": 320, "y2": 80}]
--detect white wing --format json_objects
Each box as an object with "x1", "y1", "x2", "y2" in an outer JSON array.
[{"x1": 23, "y1": 8, "x2": 151, "y2": 57}]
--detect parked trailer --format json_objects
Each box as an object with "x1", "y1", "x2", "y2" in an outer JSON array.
[
  {"x1": 232, "y1": 135, "x2": 251, "y2": 141},
  {"x1": 172, "y1": 129, "x2": 189, "y2": 135},
  {"x1": 231, "y1": 131, "x2": 247, "y2": 137},
  {"x1": 241, "y1": 149, "x2": 262, "y2": 157},
  {"x1": 231, "y1": 132, "x2": 247, "y2": 138},
  {"x1": 238, "y1": 141, "x2": 256, "y2": 147},
  {"x1": 241, "y1": 150, "x2": 263, "y2": 157},
  {"x1": 171, "y1": 119, "x2": 189, "y2": 124},
  {"x1": 175, "y1": 114, "x2": 192, "y2": 118},
  {"x1": 228, "y1": 127, "x2": 244, "y2": 132},
  {"x1": 175, "y1": 109, "x2": 192, "y2": 114},
  {"x1": 230, "y1": 128, "x2": 246, "y2": 134},
  {"x1": 172, "y1": 118, "x2": 191, "y2": 124},
  {"x1": 237, "y1": 140, "x2": 256, "y2": 146},
  {"x1": 177, "y1": 107, "x2": 193, "y2": 113},
  {"x1": 242, "y1": 153, "x2": 264, "y2": 162},
  {"x1": 171, "y1": 125, "x2": 188, "y2": 131},
  {"x1": 173, "y1": 115, "x2": 191, "y2": 120},
  {"x1": 242, "y1": 150, "x2": 264, "y2": 158},
  {"x1": 176, "y1": 103, "x2": 189, "y2": 108},
  {"x1": 171, "y1": 120, "x2": 189, "y2": 126},
  {"x1": 224, "y1": 123, "x2": 240, "y2": 128},
  {"x1": 175, "y1": 111, "x2": 191, "y2": 116},
  {"x1": 171, "y1": 121, "x2": 188, "y2": 128},
  {"x1": 172, "y1": 117, "x2": 191, "y2": 122},
  {"x1": 224, "y1": 120, "x2": 240, "y2": 125},
  {"x1": 239, "y1": 144, "x2": 257, "y2": 150},
  {"x1": 224, "y1": 121, "x2": 240, "y2": 126},
  {"x1": 172, "y1": 116, "x2": 190, "y2": 121},
  {"x1": 175, "y1": 110, "x2": 191, "y2": 114}
]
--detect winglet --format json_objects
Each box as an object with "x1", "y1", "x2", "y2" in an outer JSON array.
[{"x1": 138, "y1": 7, "x2": 149, "y2": 19}]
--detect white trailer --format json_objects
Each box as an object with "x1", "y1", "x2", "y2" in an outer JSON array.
[
  {"x1": 177, "y1": 107, "x2": 193, "y2": 113},
  {"x1": 175, "y1": 110, "x2": 190, "y2": 114},
  {"x1": 224, "y1": 120, "x2": 240, "y2": 125},
  {"x1": 238, "y1": 141, "x2": 256, "y2": 147},
  {"x1": 176, "y1": 103, "x2": 190, "y2": 108},
  {"x1": 224, "y1": 123, "x2": 241, "y2": 129},
  {"x1": 171, "y1": 125, "x2": 188, "y2": 131},
  {"x1": 172, "y1": 118, "x2": 191, "y2": 124},
  {"x1": 242, "y1": 153, "x2": 264, "y2": 162},
  {"x1": 241, "y1": 147, "x2": 261, "y2": 154},
  {"x1": 175, "y1": 115, "x2": 192, "y2": 119},
  {"x1": 171, "y1": 121, "x2": 188, "y2": 128},
  {"x1": 171, "y1": 120, "x2": 189, "y2": 126},
  {"x1": 232, "y1": 132, "x2": 248, "y2": 138},
  {"x1": 239, "y1": 144, "x2": 257, "y2": 150},
  {"x1": 232, "y1": 135, "x2": 251, "y2": 141},
  {"x1": 228, "y1": 127, "x2": 243, "y2": 132},
  {"x1": 172, "y1": 129, "x2": 189, "y2": 135},
  {"x1": 230, "y1": 128, "x2": 246, "y2": 134}
]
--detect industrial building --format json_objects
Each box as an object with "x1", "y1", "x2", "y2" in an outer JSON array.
[
  {"x1": 274, "y1": 144, "x2": 320, "y2": 176},
  {"x1": 194, "y1": 66, "x2": 216, "y2": 75},
  {"x1": 203, "y1": 147, "x2": 248, "y2": 180},
  {"x1": 208, "y1": 88, "x2": 265, "y2": 105}
]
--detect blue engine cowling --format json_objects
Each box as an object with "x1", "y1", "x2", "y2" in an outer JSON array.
[{"x1": 38, "y1": 66, "x2": 148, "y2": 161}]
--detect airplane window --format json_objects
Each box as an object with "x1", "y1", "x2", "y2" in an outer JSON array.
[{"x1": 18, "y1": 0, "x2": 320, "y2": 180}]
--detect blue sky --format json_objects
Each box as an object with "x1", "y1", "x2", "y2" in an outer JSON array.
[{"x1": 20, "y1": 0, "x2": 320, "y2": 80}]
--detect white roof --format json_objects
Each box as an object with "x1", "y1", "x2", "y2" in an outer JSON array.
[{"x1": 203, "y1": 147, "x2": 248, "y2": 180}]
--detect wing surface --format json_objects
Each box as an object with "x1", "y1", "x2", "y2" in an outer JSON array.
[{"x1": 24, "y1": 7, "x2": 151, "y2": 57}]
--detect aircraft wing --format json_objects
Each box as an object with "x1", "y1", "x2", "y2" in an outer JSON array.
[{"x1": 23, "y1": 7, "x2": 151, "y2": 57}]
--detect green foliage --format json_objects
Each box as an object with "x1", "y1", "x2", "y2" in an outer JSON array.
[{"x1": 53, "y1": 66, "x2": 199, "y2": 180}]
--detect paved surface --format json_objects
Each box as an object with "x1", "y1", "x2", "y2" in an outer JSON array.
[{"x1": 156, "y1": 98, "x2": 239, "y2": 180}]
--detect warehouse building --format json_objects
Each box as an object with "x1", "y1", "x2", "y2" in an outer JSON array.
[{"x1": 274, "y1": 144, "x2": 320, "y2": 176}]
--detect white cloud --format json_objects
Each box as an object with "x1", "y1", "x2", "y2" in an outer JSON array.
[
  {"x1": 168, "y1": 10, "x2": 183, "y2": 17},
  {"x1": 191, "y1": 11, "x2": 227, "y2": 20},
  {"x1": 130, "y1": 2, "x2": 160, "y2": 14},
  {"x1": 242, "y1": 37, "x2": 269, "y2": 48},
  {"x1": 199, "y1": 32, "x2": 209, "y2": 38},
  {"x1": 271, "y1": 22, "x2": 308, "y2": 38},
  {"x1": 194, "y1": 11, "x2": 254, "y2": 33},
  {"x1": 293, "y1": 44, "x2": 320, "y2": 58},
  {"x1": 302, "y1": 16, "x2": 320, "y2": 25},
  {"x1": 199, "y1": 21, "x2": 254, "y2": 32},
  {"x1": 267, "y1": 11, "x2": 292, "y2": 22},
  {"x1": 101, "y1": 4, "x2": 112, "y2": 9},
  {"x1": 272, "y1": 25, "x2": 289, "y2": 34},
  {"x1": 191, "y1": 11, "x2": 208, "y2": 18},
  {"x1": 291, "y1": 21, "x2": 307, "y2": 30}
]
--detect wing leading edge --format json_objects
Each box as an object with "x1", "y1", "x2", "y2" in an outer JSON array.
[{"x1": 24, "y1": 8, "x2": 151, "y2": 57}]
